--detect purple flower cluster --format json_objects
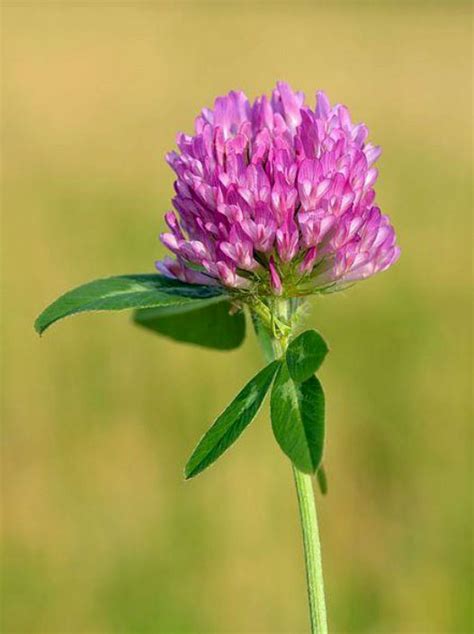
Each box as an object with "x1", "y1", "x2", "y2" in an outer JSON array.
[{"x1": 158, "y1": 82, "x2": 399, "y2": 296}]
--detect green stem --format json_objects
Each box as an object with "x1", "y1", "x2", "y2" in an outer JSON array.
[
  {"x1": 254, "y1": 300, "x2": 328, "y2": 634},
  {"x1": 292, "y1": 466, "x2": 328, "y2": 634}
]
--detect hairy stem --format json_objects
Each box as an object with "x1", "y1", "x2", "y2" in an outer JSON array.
[{"x1": 254, "y1": 300, "x2": 328, "y2": 634}]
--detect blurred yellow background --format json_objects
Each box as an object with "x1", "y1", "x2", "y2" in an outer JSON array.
[{"x1": 1, "y1": 2, "x2": 472, "y2": 633}]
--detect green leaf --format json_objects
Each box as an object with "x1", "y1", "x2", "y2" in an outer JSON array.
[
  {"x1": 270, "y1": 362, "x2": 325, "y2": 474},
  {"x1": 286, "y1": 329, "x2": 329, "y2": 383},
  {"x1": 35, "y1": 274, "x2": 225, "y2": 335},
  {"x1": 185, "y1": 360, "x2": 281, "y2": 479},
  {"x1": 133, "y1": 301, "x2": 245, "y2": 350},
  {"x1": 316, "y1": 464, "x2": 328, "y2": 495}
]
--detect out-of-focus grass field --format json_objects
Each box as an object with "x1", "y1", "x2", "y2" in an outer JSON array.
[{"x1": 1, "y1": 2, "x2": 472, "y2": 633}]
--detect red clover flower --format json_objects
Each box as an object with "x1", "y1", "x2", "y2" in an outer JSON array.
[{"x1": 158, "y1": 82, "x2": 399, "y2": 298}]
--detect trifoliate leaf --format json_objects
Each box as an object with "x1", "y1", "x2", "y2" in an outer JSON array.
[
  {"x1": 270, "y1": 362, "x2": 325, "y2": 474},
  {"x1": 35, "y1": 274, "x2": 225, "y2": 335},
  {"x1": 185, "y1": 360, "x2": 280, "y2": 479},
  {"x1": 134, "y1": 301, "x2": 245, "y2": 350},
  {"x1": 286, "y1": 330, "x2": 329, "y2": 383}
]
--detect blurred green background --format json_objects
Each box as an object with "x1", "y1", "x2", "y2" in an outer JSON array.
[{"x1": 1, "y1": 2, "x2": 472, "y2": 633}]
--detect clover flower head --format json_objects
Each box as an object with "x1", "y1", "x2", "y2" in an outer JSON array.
[{"x1": 157, "y1": 82, "x2": 400, "y2": 297}]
